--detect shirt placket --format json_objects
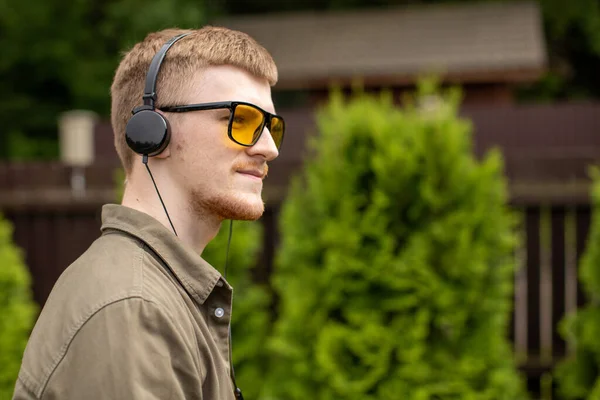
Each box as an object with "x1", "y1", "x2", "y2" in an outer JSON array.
[{"x1": 207, "y1": 279, "x2": 233, "y2": 371}]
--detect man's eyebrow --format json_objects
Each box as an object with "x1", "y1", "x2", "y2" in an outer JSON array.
[{"x1": 243, "y1": 98, "x2": 275, "y2": 114}]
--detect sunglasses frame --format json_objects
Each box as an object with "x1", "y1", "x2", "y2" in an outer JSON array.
[{"x1": 159, "y1": 101, "x2": 285, "y2": 149}]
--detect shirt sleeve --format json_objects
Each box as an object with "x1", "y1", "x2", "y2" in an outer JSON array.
[{"x1": 39, "y1": 297, "x2": 202, "y2": 400}]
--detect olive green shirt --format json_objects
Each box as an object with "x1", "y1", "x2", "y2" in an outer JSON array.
[{"x1": 13, "y1": 204, "x2": 236, "y2": 400}]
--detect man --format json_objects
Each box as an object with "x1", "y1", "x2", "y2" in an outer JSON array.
[{"x1": 13, "y1": 26, "x2": 284, "y2": 400}]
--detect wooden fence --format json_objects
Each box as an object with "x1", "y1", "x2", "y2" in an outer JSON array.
[{"x1": 514, "y1": 205, "x2": 592, "y2": 397}]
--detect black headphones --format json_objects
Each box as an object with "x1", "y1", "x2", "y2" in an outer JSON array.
[{"x1": 125, "y1": 32, "x2": 192, "y2": 157}]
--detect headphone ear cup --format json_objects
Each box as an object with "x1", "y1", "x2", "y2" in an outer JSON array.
[{"x1": 125, "y1": 110, "x2": 171, "y2": 156}]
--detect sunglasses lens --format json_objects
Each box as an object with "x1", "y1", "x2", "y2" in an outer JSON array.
[
  {"x1": 231, "y1": 104, "x2": 264, "y2": 145},
  {"x1": 270, "y1": 117, "x2": 285, "y2": 149}
]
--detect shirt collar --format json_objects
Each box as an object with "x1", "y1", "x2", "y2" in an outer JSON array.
[{"x1": 100, "y1": 203, "x2": 224, "y2": 305}]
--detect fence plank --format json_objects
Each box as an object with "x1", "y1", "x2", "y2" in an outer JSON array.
[
  {"x1": 526, "y1": 207, "x2": 541, "y2": 358},
  {"x1": 514, "y1": 208, "x2": 528, "y2": 360},
  {"x1": 539, "y1": 207, "x2": 553, "y2": 364},
  {"x1": 576, "y1": 206, "x2": 591, "y2": 307},
  {"x1": 551, "y1": 206, "x2": 566, "y2": 358},
  {"x1": 564, "y1": 207, "x2": 578, "y2": 354}
]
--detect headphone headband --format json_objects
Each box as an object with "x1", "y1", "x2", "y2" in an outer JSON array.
[
  {"x1": 142, "y1": 32, "x2": 193, "y2": 108},
  {"x1": 126, "y1": 32, "x2": 193, "y2": 157}
]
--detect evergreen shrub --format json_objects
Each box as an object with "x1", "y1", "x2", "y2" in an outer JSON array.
[
  {"x1": 264, "y1": 83, "x2": 527, "y2": 400},
  {"x1": 0, "y1": 215, "x2": 37, "y2": 399}
]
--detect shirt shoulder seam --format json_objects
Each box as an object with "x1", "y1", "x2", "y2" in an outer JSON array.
[
  {"x1": 37, "y1": 295, "x2": 181, "y2": 399},
  {"x1": 36, "y1": 242, "x2": 147, "y2": 399}
]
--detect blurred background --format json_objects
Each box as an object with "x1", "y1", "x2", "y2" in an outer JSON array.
[{"x1": 2, "y1": 0, "x2": 600, "y2": 399}]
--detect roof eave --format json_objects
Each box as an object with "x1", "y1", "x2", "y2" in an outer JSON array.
[{"x1": 273, "y1": 66, "x2": 548, "y2": 90}]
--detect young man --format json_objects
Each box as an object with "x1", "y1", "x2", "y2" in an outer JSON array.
[{"x1": 13, "y1": 26, "x2": 283, "y2": 400}]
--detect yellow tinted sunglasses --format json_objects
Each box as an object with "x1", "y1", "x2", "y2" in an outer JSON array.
[{"x1": 160, "y1": 101, "x2": 285, "y2": 149}]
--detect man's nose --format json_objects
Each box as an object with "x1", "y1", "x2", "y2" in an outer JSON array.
[{"x1": 248, "y1": 125, "x2": 279, "y2": 161}]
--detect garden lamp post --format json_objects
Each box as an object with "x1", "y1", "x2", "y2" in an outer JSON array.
[{"x1": 58, "y1": 110, "x2": 97, "y2": 198}]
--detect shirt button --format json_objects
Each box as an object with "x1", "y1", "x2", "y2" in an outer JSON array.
[
  {"x1": 214, "y1": 307, "x2": 225, "y2": 318},
  {"x1": 216, "y1": 280, "x2": 224, "y2": 287}
]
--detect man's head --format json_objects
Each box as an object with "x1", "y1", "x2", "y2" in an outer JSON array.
[{"x1": 111, "y1": 26, "x2": 281, "y2": 221}]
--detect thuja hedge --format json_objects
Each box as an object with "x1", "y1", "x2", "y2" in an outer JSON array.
[
  {"x1": 263, "y1": 84, "x2": 527, "y2": 400},
  {"x1": 0, "y1": 215, "x2": 37, "y2": 398}
]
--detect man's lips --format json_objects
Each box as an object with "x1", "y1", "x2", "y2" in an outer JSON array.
[{"x1": 237, "y1": 169, "x2": 266, "y2": 180}]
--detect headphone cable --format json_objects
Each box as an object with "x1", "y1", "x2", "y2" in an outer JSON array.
[
  {"x1": 224, "y1": 219, "x2": 233, "y2": 280},
  {"x1": 142, "y1": 154, "x2": 241, "y2": 398},
  {"x1": 223, "y1": 220, "x2": 244, "y2": 399},
  {"x1": 143, "y1": 154, "x2": 178, "y2": 237}
]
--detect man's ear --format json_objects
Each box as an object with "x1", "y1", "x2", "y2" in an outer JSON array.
[
  {"x1": 152, "y1": 145, "x2": 171, "y2": 159},
  {"x1": 154, "y1": 109, "x2": 172, "y2": 159},
  {"x1": 154, "y1": 144, "x2": 171, "y2": 159}
]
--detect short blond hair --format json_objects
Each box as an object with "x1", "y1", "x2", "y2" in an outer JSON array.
[{"x1": 110, "y1": 26, "x2": 278, "y2": 173}]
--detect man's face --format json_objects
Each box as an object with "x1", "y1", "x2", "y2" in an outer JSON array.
[{"x1": 165, "y1": 65, "x2": 280, "y2": 222}]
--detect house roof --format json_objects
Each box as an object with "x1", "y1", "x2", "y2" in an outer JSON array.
[{"x1": 214, "y1": 1, "x2": 547, "y2": 89}]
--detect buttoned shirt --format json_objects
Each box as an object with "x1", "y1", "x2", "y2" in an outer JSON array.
[{"x1": 13, "y1": 204, "x2": 235, "y2": 400}]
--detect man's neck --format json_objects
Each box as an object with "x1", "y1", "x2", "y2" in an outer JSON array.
[{"x1": 121, "y1": 177, "x2": 221, "y2": 256}]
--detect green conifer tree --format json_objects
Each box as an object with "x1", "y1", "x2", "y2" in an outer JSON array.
[
  {"x1": 0, "y1": 215, "x2": 37, "y2": 399},
  {"x1": 555, "y1": 168, "x2": 600, "y2": 399},
  {"x1": 264, "y1": 83, "x2": 527, "y2": 400}
]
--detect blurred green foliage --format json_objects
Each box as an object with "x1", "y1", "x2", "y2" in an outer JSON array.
[
  {"x1": 263, "y1": 81, "x2": 527, "y2": 399},
  {"x1": 518, "y1": 0, "x2": 600, "y2": 102},
  {"x1": 555, "y1": 167, "x2": 600, "y2": 399},
  {"x1": 0, "y1": 215, "x2": 37, "y2": 399},
  {"x1": 0, "y1": 0, "x2": 216, "y2": 160}
]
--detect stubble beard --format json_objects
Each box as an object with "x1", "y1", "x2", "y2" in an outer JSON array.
[{"x1": 189, "y1": 188, "x2": 265, "y2": 221}]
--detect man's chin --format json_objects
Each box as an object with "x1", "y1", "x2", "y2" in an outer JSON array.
[{"x1": 223, "y1": 201, "x2": 264, "y2": 221}]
